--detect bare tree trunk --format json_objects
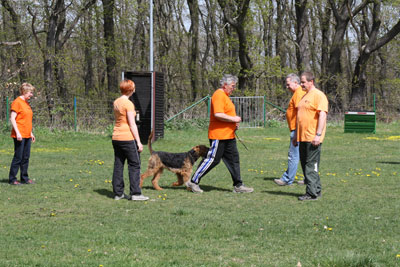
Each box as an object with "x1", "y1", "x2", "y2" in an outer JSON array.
[
  {"x1": 295, "y1": 0, "x2": 310, "y2": 71},
  {"x1": 102, "y1": 0, "x2": 118, "y2": 94},
  {"x1": 83, "y1": 7, "x2": 94, "y2": 96},
  {"x1": 218, "y1": 0, "x2": 253, "y2": 91},
  {"x1": 275, "y1": 0, "x2": 287, "y2": 69},
  {"x1": 187, "y1": 0, "x2": 200, "y2": 101},
  {"x1": 317, "y1": 2, "x2": 331, "y2": 92},
  {"x1": 1, "y1": 0, "x2": 27, "y2": 84}
]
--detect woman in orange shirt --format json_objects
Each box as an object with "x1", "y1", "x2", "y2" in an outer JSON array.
[
  {"x1": 9, "y1": 83, "x2": 36, "y2": 185},
  {"x1": 111, "y1": 79, "x2": 149, "y2": 201}
]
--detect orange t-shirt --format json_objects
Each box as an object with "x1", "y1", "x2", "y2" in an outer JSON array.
[
  {"x1": 296, "y1": 88, "x2": 328, "y2": 143},
  {"x1": 286, "y1": 86, "x2": 306, "y2": 131},
  {"x1": 112, "y1": 97, "x2": 136, "y2": 141},
  {"x1": 10, "y1": 97, "x2": 33, "y2": 138},
  {"x1": 208, "y1": 89, "x2": 237, "y2": 140}
]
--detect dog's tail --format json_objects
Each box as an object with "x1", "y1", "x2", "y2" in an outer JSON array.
[{"x1": 148, "y1": 130, "x2": 154, "y2": 154}]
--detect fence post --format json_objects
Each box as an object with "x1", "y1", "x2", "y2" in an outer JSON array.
[
  {"x1": 207, "y1": 96, "x2": 211, "y2": 119},
  {"x1": 6, "y1": 96, "x2": 9, "y2": 124},
  {"x1": 74, "y1": 97, "x2": 77, "y2": 132},
  {"x1": 263, "y1": 95, "x2": 266, "y2": 127}
]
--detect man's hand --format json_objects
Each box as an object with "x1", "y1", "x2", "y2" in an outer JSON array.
[
  {"x1": 311, "y1": 135, "x2": 321, "y2": 147},
  {"x1": 292, "y1": 135, "x2": 298, "y2": 147}
]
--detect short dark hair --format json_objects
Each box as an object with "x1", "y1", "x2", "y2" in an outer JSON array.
[{"x1": 300, "y1": 71, "x2": 315, "y2": 82}]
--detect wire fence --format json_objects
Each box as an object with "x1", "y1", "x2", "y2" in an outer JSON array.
[
  {"x1": 1, "y1": 95, "x2": 287, "y2": 132},
  {"x1": 1, "y1": 96, "x2": 115, "y2": 131}
]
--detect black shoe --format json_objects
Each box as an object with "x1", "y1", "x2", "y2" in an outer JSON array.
[{"x1": 298, "y1": 194, "x2": 318, "y2": 201}]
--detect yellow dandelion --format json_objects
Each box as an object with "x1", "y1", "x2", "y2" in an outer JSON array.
[
  {"x1": 162, "y1": 198, "x2": 166, "y2": 200},
  {"x1": 396, "y1": 254, "x2": 400, "y2": 258},
  {"x1": 104, "y1": 180, "x2": 108, "y2": 183},
  {"x1": 69, "y1": 179, "x2": 73, "y2": 182},
  {"x1": 50, "y1": 212, "x2": 56, "y2": 216},
  {"x1": 387, "y1": 136, "x2": 400, "y2": 140},
  {"x1": 100, "y1": 265, "x2": 104, "y2": 267},
  {"x1": 41, "y1": 245, "x2": 45, "y2": 248},
  {"x1": 327, "y1": 228, "x2": 332, "y2": 231},
  {"x1": 74, "y1": 184, "x2": 79, "y2": 188},
  {"x1": 88, "y1": 249, "x2": 91, "y2": 252},
  {"x1": 164, "y1": 194, "x2": 167, "y2": 197},
  {"x1": 158, "y1": 195, "x2": 161, "y2": 198}
]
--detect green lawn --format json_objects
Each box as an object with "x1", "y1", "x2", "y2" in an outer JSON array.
[{"x1": 1, "y1": 122, "x2": 400, "y2": 266}]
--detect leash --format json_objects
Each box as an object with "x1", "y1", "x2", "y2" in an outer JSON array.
[{"x1": 235, "y1": 131, "x2": 249, "y2": 151}]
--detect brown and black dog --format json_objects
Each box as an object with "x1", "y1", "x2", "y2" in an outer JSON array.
[{"x1": 140, "y1": 131, "x2": 209, "y2": 190}]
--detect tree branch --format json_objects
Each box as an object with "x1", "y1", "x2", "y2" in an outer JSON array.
[{"x1": 0, "y1": 41, "x2": 22, "y2": 46}]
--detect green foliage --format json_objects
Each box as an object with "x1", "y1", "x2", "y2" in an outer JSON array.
[{"x1": 164, "y1": 118, "x2": 209, "y2": 130}]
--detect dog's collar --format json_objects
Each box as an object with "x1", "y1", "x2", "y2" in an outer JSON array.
[{"x1": 188, "y1": 149, "x2": 198, "y2": 164}]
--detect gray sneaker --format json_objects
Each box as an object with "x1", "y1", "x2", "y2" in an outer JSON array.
[
  {"x1": 186, "y1": 181, "x2": 203, "y2": 193},
  {"x1": 274, "y1": 179, "x2": 290, "y2": 186},
  {"x1": 114, "y1": 194, "x2": 125, "y2": 200},
  {"x1": 297, "y1": 180, "x2": 305, "y2": 185},
  {"x1": 131, "y1": 194, "x2": 149, "y2": 201},
  {"x1": 233, "y1": 184, "x2": 254, "y2": 193}
]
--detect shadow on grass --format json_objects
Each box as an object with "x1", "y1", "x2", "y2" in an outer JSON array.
[
  {"x1": 263, "y1": 190, "x2": 303, "y2": 197},
  {"x1": 0, "y1": 179, "x2": 10, "y2": 184},
  {"x1": 377, "y1": 161, "x2": 400, "y2": 164},
  {"x1": 142, "y1": 184, "x2": 231, "y2": 192},
  {"x1": 262, "y1": 177, "x2": 278, "y2": 181},
  {"x1": 93, "y1": 189, "x2": 114, "y2": 199}
]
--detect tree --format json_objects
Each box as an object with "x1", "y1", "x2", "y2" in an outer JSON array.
[
  {"x1": 326, "y1": 0, "x2": 372, "y2": 110},
  {"x1": 187, "y1": 0, "x2": 200, "y2": 101},
  {"x1": 350, "y1": 1, "x2": 400, "y2": 108},
  {"x1": 295, "y1": 0, "x2": 311, "y2": 71},
  {"x1": 28, "y1": 0, "x2": 96, "y2": 118},
  {"x1": 1, "y1": 0, "x2": 27, "y2": 83},
  {"x1": 102, "y1": 0, "x2": 118, "y2": 94},
  {"x1": 218, "y1": 0, "x2": 253, "y2": 91}
]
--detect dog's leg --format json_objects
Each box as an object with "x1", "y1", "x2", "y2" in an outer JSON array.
[
  {"x1": 140, "y1": 169, "x2": 154, "y2": 188},
  {"x1": 182, "y1": 170, "x2": 192, "y2": 185},
  {"x1": 151, "y1": 169, "x2": 164, "y2": 190},
  {"x1": 172, "y1": 173, "x2": 184, "y2": 186}
]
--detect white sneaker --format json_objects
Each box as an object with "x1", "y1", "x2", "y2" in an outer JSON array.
[
  {"x1": 114, "y1": 194, "x2": 125, "y2": 200},
  {"x1": 233, "y1": 184, "x2": 254, "y2": 193},
  {"x1": 131, "y1": 194, "x2": 149, "y2": 201},
  {"x1": 186, "y1": 180, "x2": 203, "y2": 193}
]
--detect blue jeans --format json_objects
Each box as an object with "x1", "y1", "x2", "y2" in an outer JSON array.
[
  {"x1": 9, "y1": 138, "x2": 32, "y2": 183},
  {"x1": 280, "y1": 130, "x2": 299, "y2": 184}
]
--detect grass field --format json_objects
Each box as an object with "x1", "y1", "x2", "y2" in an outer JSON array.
[{"x1": 1, "y1": 122, "x2": 400, "y2": 266}]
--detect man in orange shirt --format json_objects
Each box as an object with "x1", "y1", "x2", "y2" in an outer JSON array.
[
  {"x1": 274, "y1": 73, "x2": 305, "y2": 186},
  {"x1": 186, "y1": 74, "x2": 253, "y2": 193},
  {"x1": 293, "y1": 71, "x2": 328, "y2": 201}
]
